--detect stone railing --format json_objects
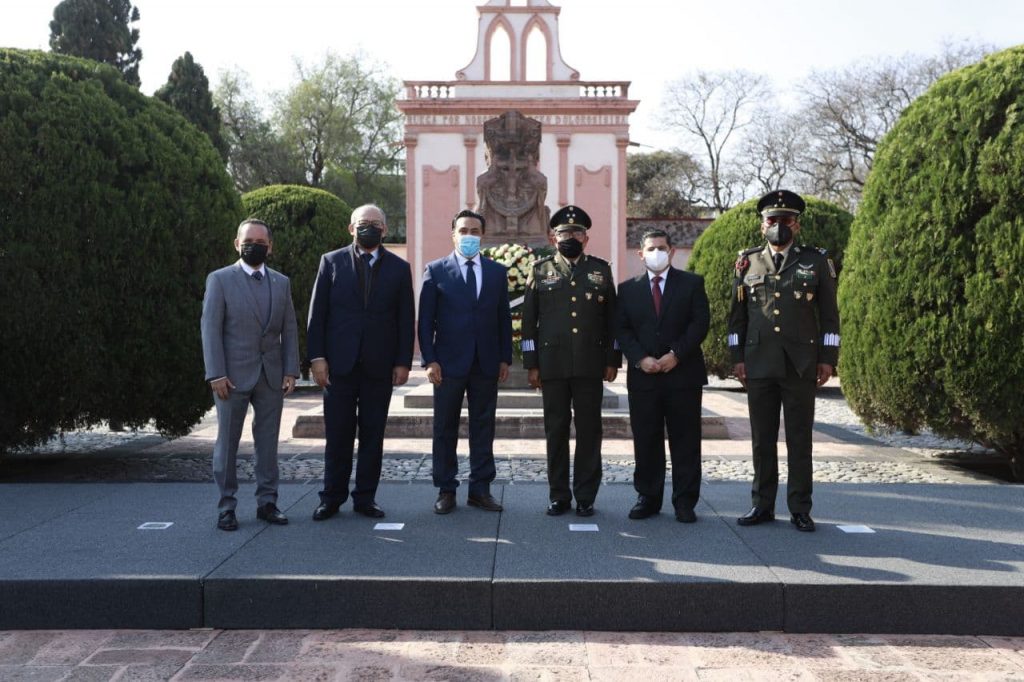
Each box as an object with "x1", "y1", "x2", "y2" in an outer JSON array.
[{"x1": 403, "y1": 81, "x2": 631, "y2": 99}]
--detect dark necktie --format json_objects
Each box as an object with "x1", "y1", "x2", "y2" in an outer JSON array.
[
  {"x1": 773, "y1": 252, "x2": 784, "y2": 272},
  {"x1": 251, "y1": 270, "x2": 263, "y2": 282},
  {"x1": 651, "y1": 275, "x2": 663, "y2": 317},
  {"x1": 361, "y1": 252, "x2": 373, "y2": 293},
  {"x1": 465, "y1": 259, "x2": 477, "y2": 299}
]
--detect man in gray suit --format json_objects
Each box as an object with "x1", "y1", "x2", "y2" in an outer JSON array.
[{"x1": 201, "y1": 219, "x2": 300, "y2": 531}]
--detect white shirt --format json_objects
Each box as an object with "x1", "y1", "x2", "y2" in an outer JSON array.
[
  {"x1": 355, "y1": 245, "x2": 380, "y2": 267},
  {"x1": 239, "y1": 259, "x2": 268, "y2": 278},
  {"x1": 647, "y1": 268, "x2": 667, "y2": 295},
  {"x1": 457, "y1": 252, "x2": 482, "y2": 298}
]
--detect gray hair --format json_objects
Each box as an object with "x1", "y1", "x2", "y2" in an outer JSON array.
[{"x1": 351, "y1": 204, "x2": 386, "y2": 225}]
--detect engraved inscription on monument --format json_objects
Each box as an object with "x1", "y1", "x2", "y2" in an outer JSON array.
[{"x1": 476, "y1": 111, "x2": 550, "y2": 245}]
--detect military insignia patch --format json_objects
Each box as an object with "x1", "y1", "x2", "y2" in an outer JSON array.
[
  {"x1": 587, "y1": 272, "x2": 605, "y2": 285},
  {"x1": 597, "y1": 295, "x2": 605, "y2": 303},
  {"x1": 541, "y1": 274, "x2": 561, "y2": 286},
  {"x1": 806, "y1": 292, "x2": 815, "y2": 301},
  {"x1": 794, "y1": 291, "x2": 804, "y2": 300},
  {"x1": 827, "y1": 258, "x2": 837, "y2": 279},
  {"x1": 586, "y1": 291, "x2": 593, "y2": 300},
  {"x1": 743, "y1": 273, "x2": 764, "y2": 286}
]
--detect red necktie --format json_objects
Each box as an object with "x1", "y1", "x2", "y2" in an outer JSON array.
[{"x1": 652, "y1": 275, "x2": 663, "y2": 317}]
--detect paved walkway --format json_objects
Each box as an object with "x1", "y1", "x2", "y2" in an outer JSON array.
[
  {"x1": 2, "y1": 629, "x2": 1023, "y2": 680},
  {"x1": 2, "y1": 369, "x2": 1019, "y2": 681}
]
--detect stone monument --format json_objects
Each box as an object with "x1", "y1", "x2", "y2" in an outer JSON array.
[{"x1": 476, "y1": 111, "x2": 551, "y2": 246}]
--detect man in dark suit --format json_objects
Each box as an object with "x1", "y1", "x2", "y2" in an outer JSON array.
[
  {"x1": 201, "y1": 219, "x2": 300, "y2": 531},
  {"x1": 728, "y1": 190, "x2": 841, "y2": 532},
  {"x1": 521, "y1": 205, "x2": 621, "y2": 516},
  {"x1": 307, "y1": 204, "x2": 415, "y2": 520},
  {"x1": 615, "y1": 230, "x2": 710, "y2": 523},
  {"x1": 418, "y1": 209, "x2": 513, "y2": 515}
]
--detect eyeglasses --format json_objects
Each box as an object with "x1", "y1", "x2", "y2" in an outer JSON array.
[{"x1": 356, "y1": 220, "x2": 385, "y2": 229}]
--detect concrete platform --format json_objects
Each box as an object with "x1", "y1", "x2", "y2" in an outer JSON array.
[
  {"x1": 401, "y1": 383, "x2": 619, "y2": 409},
  {"x1": 0, "y1": 481, "x2": 1022, "y2": 634}
]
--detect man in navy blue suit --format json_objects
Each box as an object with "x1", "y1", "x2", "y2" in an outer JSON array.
[
  {"x1": 615, "y1": 230, "x2": 709, "y2": 523},
  {"x1": 418, "y1": 209, "x2": 513, "y2": 514},
  {"x1": 307, "y1": 204, "x2": 415, "y2": 520}
]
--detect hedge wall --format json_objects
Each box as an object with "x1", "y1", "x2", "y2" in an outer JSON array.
[
  {"x1": 839, "y1": 46, "x2": 1024, "y2": 478},
  {"x1": 0, "y1": 49, "x2": 242, "y2": 450}
]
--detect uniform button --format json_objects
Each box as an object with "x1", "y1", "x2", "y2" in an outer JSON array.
[
  {"x1": 774, "y1": 326, "x2": 781, "y2": 332},
  {"x1": 571, "y1": 281, "x2": 576, "y2": 287},
  {"x1": 571, "y1": 296, "x2": 577, "y2": 302},
  {"x1": 774, "y1": 309, "x2": 780, "y2": 316},
  {"x1": 775, "y1": 275, "x2": 781, "y2": 281},
  {"x1": 572, "y1": 328, "x2": 578, "y2": 333},
  {"x1": 571, "y1": 312, "x2": 577, "y2": 317},
  {"x1": 774, "y1": 292, "x2": 781, "y2": 298}
]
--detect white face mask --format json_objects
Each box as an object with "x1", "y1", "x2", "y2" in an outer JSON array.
[{"x1": 643, "y1": 248, "x2": 670, "y2": 272}]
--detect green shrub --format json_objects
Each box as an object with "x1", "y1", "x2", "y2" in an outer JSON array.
[
  {"x1": 0, "y1": 48, "x2": 242, "y2": 451},
  {"x1": 240, "y1": 184, "x2": 351, "y2": 374},
  {"x1": 839, "y1": 46, "x2": 1024, "y2": 478},
  {"x1": 687, "y1": 197, "x2": 852, "y2": 378}
]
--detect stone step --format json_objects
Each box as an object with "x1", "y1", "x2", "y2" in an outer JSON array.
[
  {"x1": 403, "y1": 383, "x2": 619, "y2": 409},
  {"x1": 293, "y1": 411, "x2": 728, "y2": 439}
]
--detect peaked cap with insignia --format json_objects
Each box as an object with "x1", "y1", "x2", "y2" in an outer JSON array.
[
  {"x1": 756, "y1": 189, "x2": 806, "y2": 217},
  {"x1": 550, "y1": 205, "x2": 592, "y2": 231}
]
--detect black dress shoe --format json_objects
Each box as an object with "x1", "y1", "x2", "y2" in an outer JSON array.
[
  {"x1": 628, "y1": 497, "x2": 660, "y2": 520},
  {"x1": 546, "y1": 500, "x2": 571, "y2": 516},
  {"x1": 312, "y1": 503, "x2": 340, "y2": 521},
  {"x1": 217, "y1": 510, "x2": 238, "y2": 531},
  {"x1": 737, "y1": 506, "x2": 775, "y2": 526},
  {"x1": 575, "y1": 502, "x2": 595, "y2": 517},
  {"x1": 355, "y1": 502, "x2": 386, "y2": 518},
  {"x1": 434, "y1": 491, "x2": 456, "y2": 514},
  {"x1": 467, "y1": 493, "x2": 503, "y2": 512},
  {"x1": 791, "y1": 512, "x2": 816, "y2": 532},
  {"x1": 256, "y1": 503, "x2": 288, "y2": 525},
  {"x1": 675, "y1": 508, "x2": 697, "y2": 523}
]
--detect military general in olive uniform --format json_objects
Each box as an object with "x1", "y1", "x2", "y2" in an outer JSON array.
[
  {"x1": 522, "y1": 205, "x2": 622, "y2": 517},
  {"x1": 728, "y1": 190, "x2": 840, "y2": 532}
]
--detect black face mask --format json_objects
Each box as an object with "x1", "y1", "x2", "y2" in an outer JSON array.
[
  {"x1": 765, "y1": 223, "x2": 794, "y2": 247},
  {"x1": 356, "y1": 226, "x2": 383, "y2": 250},
  {"x1": 240, "y1": 243, "x2": 268, "y2": 267},
  {"x1": 557, "y1": 238, "x2": 583, "y2": 259}
]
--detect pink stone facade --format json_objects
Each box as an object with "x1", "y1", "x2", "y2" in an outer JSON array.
[{"x1": 397, "y1": 0, "x2": 638, "y2": 291}]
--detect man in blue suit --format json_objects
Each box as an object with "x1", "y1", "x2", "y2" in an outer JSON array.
[
  {"x1": 307, "y1": 204, "x2": 415, "y2": 520},
  {"x1": 418, "y1": 209, "x2": 513, "y2": 514}
]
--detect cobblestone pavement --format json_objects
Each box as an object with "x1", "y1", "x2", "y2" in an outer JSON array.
[
  {"x1": 1, "y1": 629, "x2": 1022, "y2": 681},
  {"x1": 2, "y1": 372, "x2": 1012, "y2": 486}
]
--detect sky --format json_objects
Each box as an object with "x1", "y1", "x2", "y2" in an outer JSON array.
[{"x1": 2, "y1": 0, "x2": 1022, "y2": 151}]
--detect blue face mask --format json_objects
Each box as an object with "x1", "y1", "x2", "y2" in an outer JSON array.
[{"x1": 458, "y1": 235, "x2": 481, "y2": 258}]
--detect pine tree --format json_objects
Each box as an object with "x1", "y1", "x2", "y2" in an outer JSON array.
[
  {"x1": 156, "y1": 52, "x2": 229, "y2": 161},
  {"x1": 49, "y1": 0, "x2": 142, "y2": 86}
]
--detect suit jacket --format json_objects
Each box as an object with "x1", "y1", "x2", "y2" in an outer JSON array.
[
  {"x1": 727, "y1": 243, "x2": 840, "y2": 379},
  {"x1": 306, "y1": 244, "x2": 415, "y2": 380},
  {"x1": 615, "y1": 267, "x2": 710, "y2": 390},
  {"x1": 418, "y1": 252, "x2": 513, "y2": 378},
  {"x1": 201, "y1": 261, "x2": 300, "y2": 391}
]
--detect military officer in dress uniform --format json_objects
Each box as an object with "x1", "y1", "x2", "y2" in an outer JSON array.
[
  {"x1": 728, "y1": 190, "x2": 840, "y2": 532},
  {"x1": 522, "y1": 205, "x2": 622, "y2": 517}
]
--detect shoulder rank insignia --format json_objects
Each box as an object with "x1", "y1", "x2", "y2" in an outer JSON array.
[{"x1": 827, "y1": 258, "x2": 837, "y2": 279}]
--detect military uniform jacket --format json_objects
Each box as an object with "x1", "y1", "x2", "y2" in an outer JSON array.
[
  {"x1": 522, "y1": 253, "x2": 622, "y2": 380},
  {"x1": 727, "y1": 243, "x2": 840, "y2": 379}
]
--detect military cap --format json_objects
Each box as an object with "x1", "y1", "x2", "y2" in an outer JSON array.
[
  {"x1": 757, "y1": 189, "x2": 806, "y2": 217},
  {"x1": 550, "y1": 205, "x2": 591, "y2": 231}
]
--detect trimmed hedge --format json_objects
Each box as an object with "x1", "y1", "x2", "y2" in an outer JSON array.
[
  {"x1": 687, "y1": 196, "x2": 852, "y2": 378},
  {"x1": 0, "y1": 49, "x2": 242, "y2": 450},
  {"x1": 240, "y1": 184, "x2": 351, "y2": 374},
  {"x1": 839, "y1": 46, "x2": 1024, "y2": 478}
]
